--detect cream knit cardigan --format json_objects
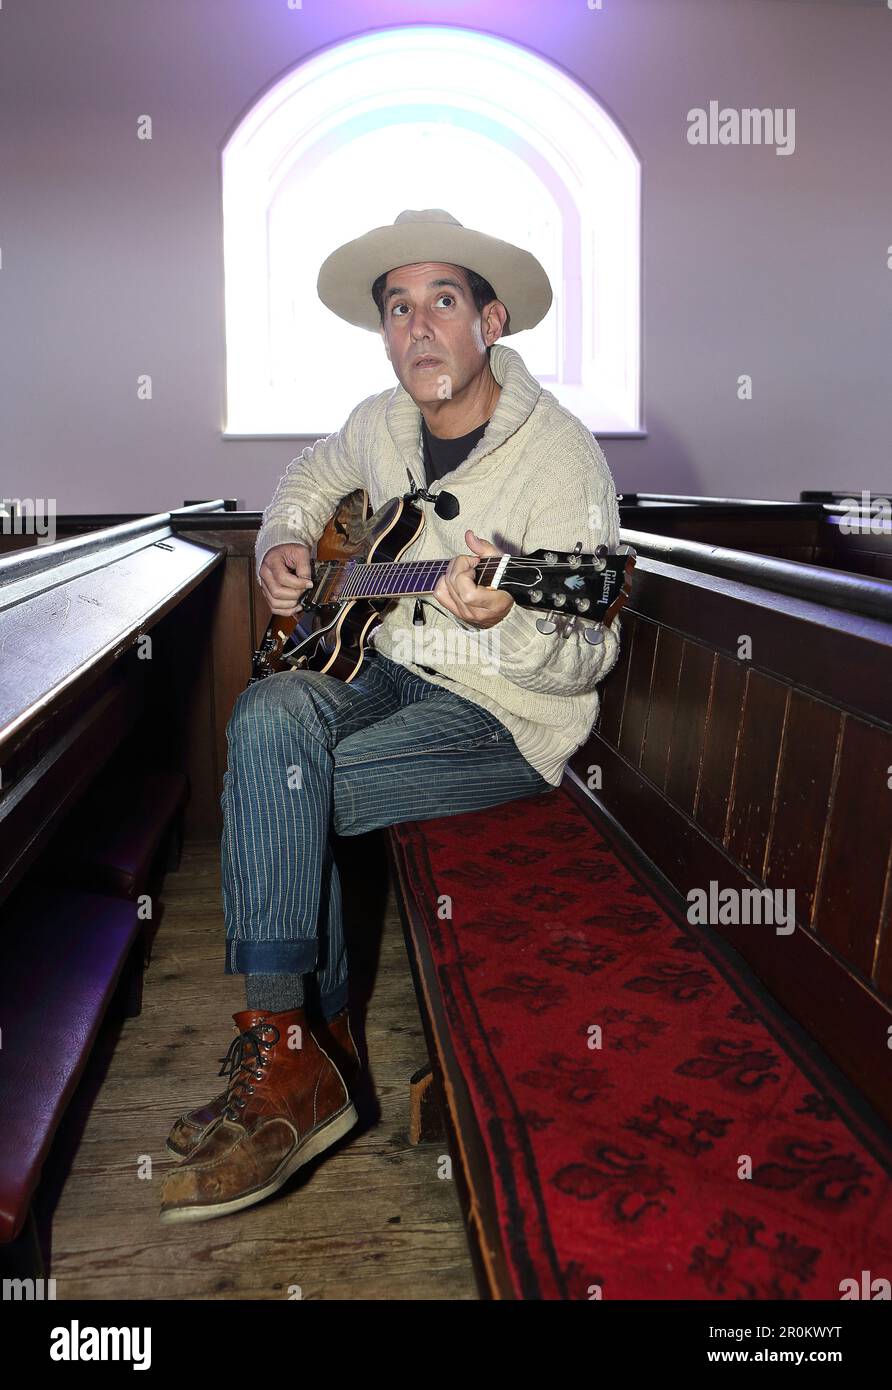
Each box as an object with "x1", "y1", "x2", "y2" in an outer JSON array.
[{"x1": 255, "y1": 343, "x2": 622, "y2": 787}]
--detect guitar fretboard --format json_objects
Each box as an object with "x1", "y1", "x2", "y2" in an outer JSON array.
[{"x1": 314, "y1": 556, "x2": 502, "y2": 602}]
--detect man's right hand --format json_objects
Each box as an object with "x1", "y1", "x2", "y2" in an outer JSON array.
[{"x1": 258, "y1": 542, "x2": 314, "y2": 615}]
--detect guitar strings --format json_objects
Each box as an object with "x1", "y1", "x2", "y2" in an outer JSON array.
[
  {"x1": 307, "y1": 555, "x2": 627, "y2": 602},
  {"x1": 314, "y1": 559, "x2": 614, "y2": 576}
]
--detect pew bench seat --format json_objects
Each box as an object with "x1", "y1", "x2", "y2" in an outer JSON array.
[
  {"x1": 0, "y1": 885, "x2": 141, "y2": 1263},
  {"x1": 387, "y1": 786, "x2": 892, "y2": 1301}
]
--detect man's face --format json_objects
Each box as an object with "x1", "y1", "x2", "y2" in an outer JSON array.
[{"x1": 378, "y1": 262, "x2": 503, "y2": 403}]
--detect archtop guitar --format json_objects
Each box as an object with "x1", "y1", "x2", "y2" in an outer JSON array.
[{"x1": 250, "y1": 488, "x2": 635, "y2": 685}]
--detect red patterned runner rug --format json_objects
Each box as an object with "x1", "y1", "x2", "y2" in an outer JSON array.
[{"x1": 391, "y1": 788, "x2": 892, "y2": 1300}]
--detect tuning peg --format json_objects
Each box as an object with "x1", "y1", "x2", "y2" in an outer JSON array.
[
  {"x1": 536, "y1": 616, "x2": 557, "y2": 635},
  {"x1": 583, "y1": 624, "x2": 606, "y2": 647}
]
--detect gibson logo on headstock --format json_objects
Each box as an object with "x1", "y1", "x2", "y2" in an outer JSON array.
[{"x1": 600, "y1": 568, "x2": 617, "y2": 601}]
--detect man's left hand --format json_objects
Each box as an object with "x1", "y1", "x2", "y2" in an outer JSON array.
[{"x1": 433, "y1": 529, "x2": 515, "y2": 630}]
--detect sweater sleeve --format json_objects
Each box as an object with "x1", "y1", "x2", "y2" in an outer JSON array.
[
  {"x1": 490, "y1": 429, "x2": 624, "y2": 697},
  {"x1": 254, "y1": 397, "x2": 372, "y2": 581}
]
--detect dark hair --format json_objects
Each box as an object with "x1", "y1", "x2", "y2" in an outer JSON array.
[{"x1": 371, "y1": 264, "x2": 511, "y2": 342}]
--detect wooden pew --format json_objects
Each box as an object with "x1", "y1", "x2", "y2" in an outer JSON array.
[
  {"x1": 619, "y1": 525, "x2": 892, "y2": 622},
  {"x1": 619, "y1": 495, "x2": 824, "y2": 563},
  {"x1": 0, "y1": 504, "x2": 224, "y2": 1270},
  {"x1": 568, "y1": 537, "x2": 892, "y2": 1126},
  {"x1": 621, "y1": 493, "x2": 892, "y2": 581}
]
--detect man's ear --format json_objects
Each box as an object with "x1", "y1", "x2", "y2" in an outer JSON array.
[
  {"x1": 380, "y1": 327, "x2": 391, "y2": 361},
  {"x1": 483, "y1": 299, "x2": 508, "y2": 346}
]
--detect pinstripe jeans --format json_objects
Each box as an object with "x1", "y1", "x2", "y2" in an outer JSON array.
[{"x1": 221, "y1": 650, "x2": 553, "y2": 1017}]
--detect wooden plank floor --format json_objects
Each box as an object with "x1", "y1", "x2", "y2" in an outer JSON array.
[{"x1": 34, "y1": 833, "x2": 477, "y2": 1300}]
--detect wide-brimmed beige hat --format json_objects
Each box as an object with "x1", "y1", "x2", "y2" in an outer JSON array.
[{"x1": 316, "y1": 208, "x2": 552, "y2": 335}]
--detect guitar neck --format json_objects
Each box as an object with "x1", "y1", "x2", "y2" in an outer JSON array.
[{"x1": 313, "y1": 556, "x2": 501, "y2": 603}]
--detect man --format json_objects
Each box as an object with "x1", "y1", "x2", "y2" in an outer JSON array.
[{"x1": 159, "y1": 209, "x2": 622, "y2": 1223}]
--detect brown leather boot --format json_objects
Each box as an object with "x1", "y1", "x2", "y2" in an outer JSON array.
[
  {"x1": 165, "y1": 1004, "x2": 361, "y2": 1160},
  {"x1": 159, "y1": 1007, "x2": 357, "y2": 1223},
  {"x1": 315, "y1": 1007, "x2": 363, "y2": 1090}
]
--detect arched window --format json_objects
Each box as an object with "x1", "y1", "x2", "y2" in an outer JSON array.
[{"x1": 222, "y1": 26, "x2": 641, "y2": 436}]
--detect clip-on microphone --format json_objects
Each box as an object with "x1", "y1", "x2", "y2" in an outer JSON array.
[{"x1": 404, "y1": 468, "x2": 460, "y2": 521}]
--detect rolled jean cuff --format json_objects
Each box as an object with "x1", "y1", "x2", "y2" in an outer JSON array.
[
  {"x1": 318, "y1": 981, "x2": 349, "y2": 1020},
  {"x1": 224, "y1": 937, "x2": 318, "y2": 976}
]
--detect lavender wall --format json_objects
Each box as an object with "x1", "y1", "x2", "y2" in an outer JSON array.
[{"x1": 0, "y1": 0, "x2": 888, "y2": 512}]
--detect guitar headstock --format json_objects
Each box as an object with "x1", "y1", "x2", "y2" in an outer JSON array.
[{"x1": 498, "y1": 544, "x2": 636, "y2": 627}]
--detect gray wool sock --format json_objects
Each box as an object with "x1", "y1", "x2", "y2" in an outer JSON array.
[{"x1": 244, "y1": 972, "x2": 306, "y2": 1013}]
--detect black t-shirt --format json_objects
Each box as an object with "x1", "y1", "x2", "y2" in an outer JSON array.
[{"x1": 421, "y1": 416, "x2": 489, "y2": 486}]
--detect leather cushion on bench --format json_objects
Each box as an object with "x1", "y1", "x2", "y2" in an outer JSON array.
[
  {"x1": 54, "y1": 769, "x2": 188, "y2": 898},
  {"x1": 390, "y1": 787, "x2": 892, "y2": 1300},
  {"x1": 0, "y1": 885, "x2": 140, "y2": 1242}
]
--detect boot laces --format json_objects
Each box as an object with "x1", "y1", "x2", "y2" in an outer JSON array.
[{"x1": 217, "y1": 1022, "x2": 280, "y2": 1122}]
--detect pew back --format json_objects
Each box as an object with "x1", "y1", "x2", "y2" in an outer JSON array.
[
  {"x1": 569, "y1": 544, "x2": 892, "y2": 1126},
  {"x1": 620, "y1": 495, "x2": 892, "y2": 580}
]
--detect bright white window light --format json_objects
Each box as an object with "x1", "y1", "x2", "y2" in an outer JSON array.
[{"x1": 222, "y1": 26, "x2": 641, "y2": 435}]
